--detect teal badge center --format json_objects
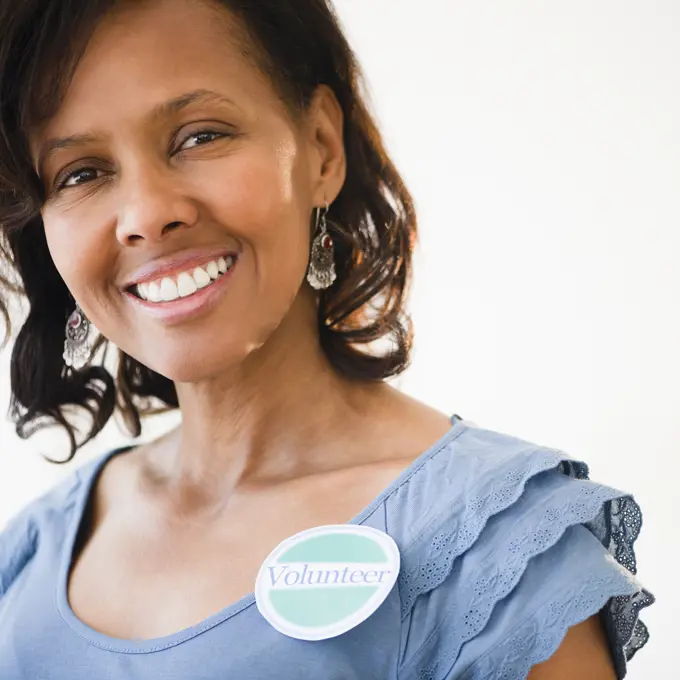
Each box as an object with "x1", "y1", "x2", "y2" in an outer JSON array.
[{"x1": 255, "y1": 525, "x2": 401, "y2": 641}]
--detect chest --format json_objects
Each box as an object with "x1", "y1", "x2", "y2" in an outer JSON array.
[
  {"x1": 3, "y1": 544, "x2": 402, "y2": 680},
  {"x1": 66, "y1": 467, "x2": 399, "y2": 641}
]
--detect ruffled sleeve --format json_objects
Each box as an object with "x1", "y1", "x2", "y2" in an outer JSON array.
[{"x1": 391, "y1": 422, "x2": 654, "y2": 680}]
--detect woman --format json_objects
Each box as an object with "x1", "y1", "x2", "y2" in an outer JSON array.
[{"x1": 0, "y1": 0, "x2": 653, "y2": 678}]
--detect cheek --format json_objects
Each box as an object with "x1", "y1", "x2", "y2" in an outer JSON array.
[
  {"x1": 42, "y1": 211, "x2": 114, "y2": 307},
  {"x1": 197, "y1": 143, "x2": 311, "y2": 270}
]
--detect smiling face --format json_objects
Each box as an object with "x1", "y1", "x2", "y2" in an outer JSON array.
[{"x1": 30, "y1": 0, "x2": 345, "y2": 382}]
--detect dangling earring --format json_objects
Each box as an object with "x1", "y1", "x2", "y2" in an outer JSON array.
[
  {"x1": 63, "y1": 303, "x2": 94, "y2": 370},
  {"x1": 306, "y1": 199, "x2": 337, "y2": 290}
]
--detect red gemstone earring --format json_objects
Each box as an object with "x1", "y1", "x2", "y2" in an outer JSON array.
[{"x1": 306, "y1": 200, "x2": 337, "y2": 290}]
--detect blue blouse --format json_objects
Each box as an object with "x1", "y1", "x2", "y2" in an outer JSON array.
[{"x1": 0, "y1": 415, "x2": 654, "y2": 679}]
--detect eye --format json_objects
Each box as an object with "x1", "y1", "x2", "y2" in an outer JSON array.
[
  {"x1": 57, "y1": 167, "x2": 104, "y2": 190},
  {"x1": 176, "y1": 130, "x2": 226, "y2": 151}
]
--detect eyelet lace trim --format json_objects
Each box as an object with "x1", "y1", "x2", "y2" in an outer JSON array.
[
  {"x1": 408, "y1": 479, "x2": 631, "y2": 679},
  {"x1": 398, "y1": 450, "x2": 565, "y2": 620},
  {"x1": 398, "y1": 452, "x2": 653, "y2": 680},
  {"x1": 461, "y1": 570, "x2": 654, "y2": 680},
  {"x1": 596, "y1": 496, "x2": 655, "y2": 674}
]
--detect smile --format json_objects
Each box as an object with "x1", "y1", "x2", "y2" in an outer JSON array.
[
  {"x1": 125, "y1": 253, "x2": 238, "y2": 325},
  {"x1": 130, "y1": 255, "x2": 235, "y2": 303}
]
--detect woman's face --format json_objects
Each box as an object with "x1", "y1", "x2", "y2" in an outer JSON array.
[{"x1": 31, "y1": 0, "x2": 344, "y2": 382}]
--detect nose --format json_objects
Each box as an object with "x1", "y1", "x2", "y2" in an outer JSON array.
[{"x1": 115, "y1": 163, "x2": 199, "y2": 246}]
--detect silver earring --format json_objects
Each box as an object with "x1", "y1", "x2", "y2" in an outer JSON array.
[
  {"x1": 306, "y1": 200, "x2": 337, "y2": 290},
  {"x1": 63, "y1": 303, "x2": 94, "y2": 370}
]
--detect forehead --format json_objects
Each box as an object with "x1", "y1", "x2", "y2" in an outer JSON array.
[{"x1": 36, "y1": 0, "x2": 280, "y2": 143}]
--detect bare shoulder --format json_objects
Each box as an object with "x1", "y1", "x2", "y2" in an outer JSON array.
[
  {"x1": 345, "y1": 388, "x2": 455, "y2": 480},
  {"x1": 89, "y1": 431, "x2": 175, "y2": 525},
  {"x1": 298, "y1": 391, "x2": 456, "y2": 523},
  {"x1": 528, "y1": 614, "x2": 617, "y2": 679}
]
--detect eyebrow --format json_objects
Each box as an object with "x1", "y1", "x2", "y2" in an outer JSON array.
[
  {"x1": 149, "y1": 89, "x2": 239, "y2": 122},
  {"x1": 36, "y1": 89, "x2": 239, "y2": 171}
]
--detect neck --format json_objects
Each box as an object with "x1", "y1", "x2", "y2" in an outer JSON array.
[{"x1": 139, "y1": 291, "x2": 394, "y2": 513}]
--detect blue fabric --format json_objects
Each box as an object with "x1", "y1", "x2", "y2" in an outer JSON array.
[{"x1": 0, "y1": 415, "x2": 654, "y2": 679}]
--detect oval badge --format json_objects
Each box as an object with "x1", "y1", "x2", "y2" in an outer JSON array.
[{"x1": 255, "y1": 524, "x2": 401, "y2": 641}]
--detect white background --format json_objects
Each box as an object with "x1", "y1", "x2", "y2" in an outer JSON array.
[{"x1": 0, "y1": 1, "x2": 675, "y2": 676}]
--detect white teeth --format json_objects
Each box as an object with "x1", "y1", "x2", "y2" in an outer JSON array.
[
  {"x1": 192, "y1": 266, "x2": 211, "y2": 288},
  {"x1": 205, "y1": 260, "x2": 219, "y2": 279},
  {"x1": 147, "y1": 281, "x2": 162, "y2": 302},
  {"x1": 134, "y1": 255, "x2": 236, "y2": 304},
  {"x1": 177, "y1": 272, "x2": 198, "y2": 297},
  {"x1": 159, "y1": 277, "x2": 179, "y2": 301}
]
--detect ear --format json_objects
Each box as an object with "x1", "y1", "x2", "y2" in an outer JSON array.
[{"x1": 304, "y1": 84, "x2": 347, "y2": 206}]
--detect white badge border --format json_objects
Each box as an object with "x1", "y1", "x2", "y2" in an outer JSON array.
[{"x1": 255, "y1": 524, "x2": 401, "y2": 641}]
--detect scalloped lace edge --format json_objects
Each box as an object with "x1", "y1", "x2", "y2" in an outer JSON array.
[
  {"x1": 458, "y1": 574, "x2": 654, "y2": 680},
  {"x1": 398, "y1": 449, "x2": 570, "y2": 620},
  {"x1": 402, "y1": 478, "x2": 654, "y2": 680},
  {"x1": 403, "y1": 480, "x2": 628, "y2": 676}
]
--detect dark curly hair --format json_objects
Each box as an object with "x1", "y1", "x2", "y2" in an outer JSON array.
[{"x1": 0, "y1": 0, "x2": 418, "y2": 462}]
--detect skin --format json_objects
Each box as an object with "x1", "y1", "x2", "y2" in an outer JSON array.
[{"x1": 29, "y1": 0, "x2": 616, "y2": 676}]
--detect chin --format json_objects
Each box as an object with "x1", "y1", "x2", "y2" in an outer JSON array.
[
  {"x1": 134, "y1": 340, "x2": 257, "y2": 385},
  {"x1": 120, "y1": 306, "x2": 287, "y2": 384}
]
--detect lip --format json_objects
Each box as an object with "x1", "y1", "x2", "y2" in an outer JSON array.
[
  {"x1": 121, "y1": 246, "x2": 239, "y2": 289},
  {"x1": 124, "y1": 256, "x2": 237, "y2": 325}
]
